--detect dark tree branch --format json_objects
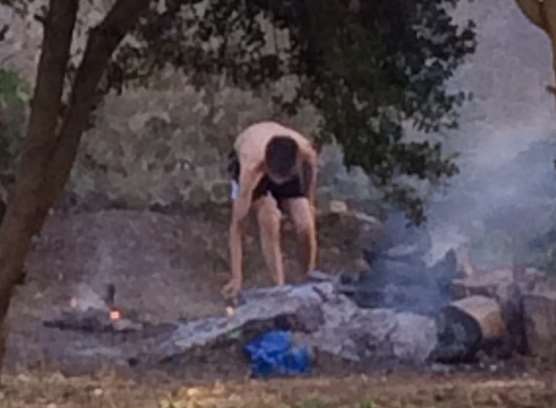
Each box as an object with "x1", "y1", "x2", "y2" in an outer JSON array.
[
  {"x1": 0, "y1": 0, "x2": 150, "y2": 372},
  {"x1": 515, "y1": 0, "x2": 545, "y2": 31},
  {"x1": 9, "y1": 0, "x2": 78, "y2": 233},
  {"x1": 0, "y1": 0, "x2": 78, "y2": 369},
  {"x1": 45, "y1": 0, "x2": 151, "y2": 198}
]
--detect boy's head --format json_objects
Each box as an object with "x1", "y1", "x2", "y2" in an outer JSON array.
[{"x1": 265, "y1": 135, "x2": 299, "y2": 183}]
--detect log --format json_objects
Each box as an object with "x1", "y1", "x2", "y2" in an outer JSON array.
[
  {"x1": 450, "y1": 268, "x2": 527, "y2": 354},
  {"x1": 450, "y1": 268, "x2": 514, "y2": 300},
  {"x1": 449, "y1": 296, "x2": 507, "y2": 340},
  {"x1": 522, "y1": 290, "x2": 556, "y2": 358},
  {"x1": 431, "y1": 295, "x2": 507, "y2": 363}
]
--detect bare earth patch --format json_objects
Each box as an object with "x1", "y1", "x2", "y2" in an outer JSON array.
[
  {"x1": 1, "y1": 370, "x2": 555, "y2": 408},
  {"x1": 3, "y1": 207, "x2": 367, "y2": 374}
]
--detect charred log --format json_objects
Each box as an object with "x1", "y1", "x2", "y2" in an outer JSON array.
[{"x1": 431, "y1": 296, "x2": 507, "y2": 363}]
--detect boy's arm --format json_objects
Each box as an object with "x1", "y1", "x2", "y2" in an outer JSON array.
[{"x1": 222, "y1": 163, "x2": 263, "y2": 299}]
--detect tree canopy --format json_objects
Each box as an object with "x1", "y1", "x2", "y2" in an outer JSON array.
[
  {"x1": 118, "y1": 0, "x2": 476, "y2": 221},
  {"x1": 514, "y1": 0, "x2": 556, "y2": 99},
  {"x1": 1, "y1": 1, "x2": 475, "y2": 222}
]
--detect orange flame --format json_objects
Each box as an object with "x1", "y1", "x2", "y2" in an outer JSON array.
[{"x1": 109, "y1": 309, "x2": 122, "y2": 321}]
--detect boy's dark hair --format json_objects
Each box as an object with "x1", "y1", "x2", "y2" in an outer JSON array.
[{"x1": 265, "y1": 135, "x2": 299, "y2": 178}]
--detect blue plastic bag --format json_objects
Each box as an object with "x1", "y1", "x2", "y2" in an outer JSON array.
[{"x1": 244, "y1": 330, "x2": 311, "y2": 378}]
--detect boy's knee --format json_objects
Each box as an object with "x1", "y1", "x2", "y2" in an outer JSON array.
[
  {"x1": 256, "y1": 198, "x2": 281, "y2": 228},
  {"x1": 290, "y1": 203, "x2": 314, "y2": 235}
]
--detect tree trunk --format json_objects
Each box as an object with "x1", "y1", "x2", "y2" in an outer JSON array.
[
  {"x1": 0, "y1": 0, "x2": 150, "y2": 372},
  {"x1": 515, "y1": 0, "x2": 556, "y2": 99},
  {"x1": 542, "y1": 1, "x2": 556, "y2": 97},
  {"x1": 0, "y1": 0, "x2": 78, "y2": 370}
]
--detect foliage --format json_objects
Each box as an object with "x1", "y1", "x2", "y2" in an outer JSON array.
[
  {"x1": 104, "y1": 0, "x2": 476, "y2": 223},
  {"x1": 0, "y1": 68, "x2": 28, "y2": 175},
  {"x1": 1, "y1": 0, "x2": 476, "y2": 223},
  {"x1": 70, "y1": 79, "x2": 320, "y2": 209}
]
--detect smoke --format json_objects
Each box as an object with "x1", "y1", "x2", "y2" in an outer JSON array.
[
  {"x1": 418, "y1": 0, "x2": 556, "y2": 270},
  {"x1": 354, "y1": 113, "x2": 556, "y2": 321},
  {"x1": 426, "y1": 113, "x2": 556, "y2": 270}
]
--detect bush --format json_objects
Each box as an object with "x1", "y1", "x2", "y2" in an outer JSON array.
[{"x1": 0, "y1": 68, "x2": 28, "y2": 177}]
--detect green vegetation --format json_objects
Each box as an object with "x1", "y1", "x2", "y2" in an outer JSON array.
[{"x1": 0, "y1": 68, "x2": 28, "y2": 174}]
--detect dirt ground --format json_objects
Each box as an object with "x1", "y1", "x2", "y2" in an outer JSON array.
[
  {"x1": 3, "y1": 206, "x2": 556, "y2": 407},
  {"x1": 3, "y1": 206, "x2": 370, "y2": 373},
  {"x1": 1, "y1": 369, "x2": 556, "y2": 407}
]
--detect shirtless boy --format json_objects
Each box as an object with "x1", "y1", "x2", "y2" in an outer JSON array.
[{"x1": 222, "y1": 121, "x2": 319, "y2": 299}]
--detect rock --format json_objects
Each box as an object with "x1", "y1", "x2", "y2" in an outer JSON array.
[
  {"x1": 519, "y1": 267, "x2": 548, "y2": 293},
  {"x1": 390, "y1": 312, "x2": 438, "y2": 364},
  {"x1": 427, "y1": 248, "x2": 460, "y2": 286},
  {"x1": 297, "y1": 294, "x2": 437, "y2": 364},
  {"x1": 316, "y1": 207, "x2": 383, "y2": 272},
  {"x1": 522, "y1": 290, "x2": 556, "y2": 358},
  {"x1": 355, "y1": 247, "x2": 455, "y2": 315},
  {"x1": 153, "y1": 283, "x2": 330, "y2": 361},
  {"x1": 449, "y1": 243, "x2": 475, "y2": 278},
  {"x1": 385, "y1": 243, "x2": 422, "y2": 260},
  {"x1": 329, "y1": 200, "x2": 348, "y2": 214},
  {"x1": 150, "y1": 281, "x2": 437, "y2": 365},
  {"x1": 450, "y1": 268, "x2": 515, "y2": 300},
  {"x1": 450, "y1": 269, "x2": 520, "y2": 320},
  {"x1": 70, "y1": 284, "x2": 108, "y2": 312},
  {"x1": 303, "y1": 301, "x2": 397, "y2": 362}
]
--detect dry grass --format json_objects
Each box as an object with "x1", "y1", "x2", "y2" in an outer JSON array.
[{"x1": 0, "y1": 370, "x2": 555, "y2": 408}]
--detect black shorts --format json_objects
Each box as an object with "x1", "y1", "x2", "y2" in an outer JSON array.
[{"x1": 227, "y1": 150, "x2": 309, "y2": 203}]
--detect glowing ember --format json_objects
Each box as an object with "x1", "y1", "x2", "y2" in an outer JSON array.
[
  {"x1": 225, "y1": 306, "x2": 235, "y2": 317},
  {"x1": 69, "y1": 297, "x2": 78, "y2": 309},
  {"x1": 109, "y1": 309, "x2": 122, "y2": 321}
]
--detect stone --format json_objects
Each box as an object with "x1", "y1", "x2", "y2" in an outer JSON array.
[
  {"x1": 294, "y1": 300, "x2": 394, "y2": 362},
  {"x1": 450, "y1": 268, "x2": 515, "y2": 300},
  {"x1": 385, "y1": 243, "x2": 422, "y2": 260},
  {"x1": 522, "y1": 290, "x2": 556, "y2": 358},
  {"x1": 390, "y1": 312, "x2": 438, "y2": 364},
  {"x1": 153, "y1": 283, "x2": 331, "y2": 361},
  {"x1": 149, "y1": 281, "x2": 437, "y2": 365},
  {"x1": 70, "y1": 284, "x2": 108, "y2": 312},
  {"x1": 519, "y1": 268, "x2": 548, "y2": 293},
  {"x1": 355, "y1": 245, "x2": 456, "y2": 315},
  {"x1": 329, "y1": 200, "x2": 348, "y2": 214},
  {"x1": 454, "y1": 244, "x2": 476, "y2": 278},
  {"x1": 304, "y1": 305, "x2": 437, "y2": 364}
]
